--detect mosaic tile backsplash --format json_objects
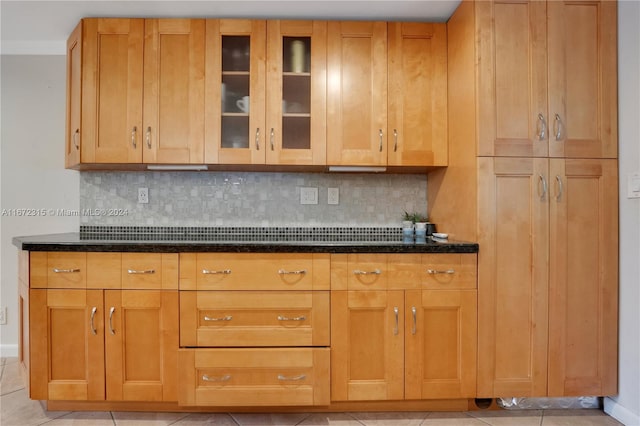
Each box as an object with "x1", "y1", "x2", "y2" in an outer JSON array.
[{"x1": 79, "y1": 172, "x2": 427, "y2": 227}]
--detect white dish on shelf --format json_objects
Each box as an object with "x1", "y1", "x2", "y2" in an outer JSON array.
[{"x1": 432, "y1": 233, "x2": 448, "y2": 239}]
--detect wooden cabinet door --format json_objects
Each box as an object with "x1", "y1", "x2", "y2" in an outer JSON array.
[
  {"x1": 205, "y1": 19, "x2": 267, "y2": 165},
  {"x1": 548, "y1": 159, "x2": 618, "y2": 396},
  {"x1": 387, "y1": 22, "x2": 447, "y2": 166},
  {"x1": 144, "y1": 19, "x2": 205, "y2": 164},
  {"x1": 405, "y1": 290, "x2": 476, "y2": 399},
  {"x1": 476, "y1": 1, "x2": 548, "y2": 157},
  {"x1": 547, "y1": 1, "x2": 617, "y2": 158},
  {"x1": 477, "y1": 157, "x2": 549, "y2": 397},
  {"x1": 105, "y1": 290, "x2": 178, "y2": 401},
  {"x1": 327, "y1": 21, "x2": 388, "y2": 166},
  {"x1": 65, "y1": 21, "x2": 82, "y2": 168},
  {"x1": 265, "y1": 20, "x2": 327, "y2": 165},
  {"x1": 81, "y1": 19, "x2": 144, "y2": 164},
  {"x1": 331, "y1": 290, "x2": 404, "y2": 401},
  {"x1": 30, "y1": 289, "x2": 105, "y2": 401}
]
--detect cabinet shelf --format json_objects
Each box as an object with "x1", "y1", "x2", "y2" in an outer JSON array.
[
  {"x1": 283, "y1": 113, "x2": 311, "y2": 118},
  {"x1": 222, "y1": 71, "x2": 250, "y2": 76},
  {"x1": 283, "y1": 72, "x2": 311, "y2": 77}
]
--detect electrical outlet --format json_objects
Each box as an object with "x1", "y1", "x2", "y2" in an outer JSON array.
[
  {"x1": 328, "y1": 187, "x2": 339, "y2": 205},
  {"x1": 300, "y1": 187, "x2": 318, "y2": 205},
  {"x1": 138, "y1": 187, "x2": 149, "y2": 204},
  {"x1": 0, "y1": 307, "x2": 7, "y2": 325}
]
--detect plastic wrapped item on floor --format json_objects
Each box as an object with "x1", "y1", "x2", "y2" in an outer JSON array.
[{"x1": 498, "y1": 396, "x2": 601, "y2": 410}]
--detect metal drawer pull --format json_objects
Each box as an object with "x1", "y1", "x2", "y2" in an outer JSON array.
[
  {"x1": 277, "y1": 374, "x2": 306, "y2": 381},
  {"x1": 270, "y1": 127, "x2": 275, "y2": 151},
  {"x1": 555, "y1": 175, "x2": 564, "y2": 202},
  {"x1": 277, "y1": 315, "x2": 306, "y2": 321},
  {"x1": 379, "y1": 128, "x2": 384, "y2": 152},
  {"x1": 393, "y1": 307, "x2": 399, "y2": 335},
  {"x1": 53, "y1": 268, "x2": 80, "y2": 273},
  {"x1": 204, "y1": 315, "x2": 233, "y2": 322},
  {"x1": 278, "y1": 269, "x2": 307, "y2": 275},
  {"x1": 393, "y1": 128, "x2": 398, "y2": 152},
  {"x1": 131, "y1": 126, "x2": 137, "y2": 148},
  {"x1": 554, "y1": 113, "x2": 563, "y2": 140},
  {"x1": 73, "y1": 128, "x2": 80, "y2": 150},
  {"x1": 202, "y1": 374, "x2": 231, "y2": 382},
  {"x1": 353, "y1": 269, "x2": 381, "y2": 275},
  {"x1": 90, "y1": 306, "x2": 97, "y2": 335},
  {"x1": 108, "y1": 307, "x2": 116, "y2": 335},
  {"x1": 411, "y1": 306, "x2": 417, "y2": 335},
  {"x1": 539, "y1": 174, "x2": 548, "y2": 201},
  {"x1": 426, "y1": 269, "x2": 455, "y2": 275},
  {"x1": 146, "y1": 126, "x2": 152, "y2": 149},
  {"x1": 127, "y1": 269, "x2": 155, "y2": 274},
  {"x1": 255, "y1": 128, "x2": 261, "y2": 150},
  {"x1": 202, "y1": 269, "x2": 231, "y2": 275}
]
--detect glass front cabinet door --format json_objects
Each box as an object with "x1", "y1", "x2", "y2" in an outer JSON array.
[{"x1": 205, "y1": 20, "x2": 326, "y2": 166}]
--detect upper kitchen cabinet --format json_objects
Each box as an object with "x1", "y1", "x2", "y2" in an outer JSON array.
[
  {"x1": 326, "y1": 21, "x2": 448, "y2": 167},
  {"x1": 327, "y1": 22, "x2": 388, "y2": 166},
  {"x1": 65, "y1": 18, "x2": 205, "y2": 169},
  {"x1": 388, "y1": 23, "x2": 447, "y2": 167},
  {"x1": 205, "y1": 20, "x2": 327, "y2": 166},
  {"x1": 476, "y1": 0, "x2": 617, "y2": 158}
]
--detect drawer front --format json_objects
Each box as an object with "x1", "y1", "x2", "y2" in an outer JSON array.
[
  {"x1": 30, "y1": 252, "x2": 87, "y2": 288},
  {"x1": 346, "y1": 254, "x2": 388, "y2": 290},
  {"x1": 421, "y1": 253, "x2": 477, "y2": 289},
  {"x1": 180, "y1": 253, "x2": 329, "y2": 290},
  {"x1": 121, "y1": 253, "x2": 178, "y2": 290},
  {"x1": 178, "y1": 348, "x2": 330, "y2": 406},
  {"x1": 180, "y1": 291, "x2": 329, "y2": 347}
]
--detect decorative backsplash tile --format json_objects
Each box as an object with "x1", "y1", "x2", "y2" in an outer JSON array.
[{"x1": 79, "y1": 172, "x2": 427, "y2": 227}]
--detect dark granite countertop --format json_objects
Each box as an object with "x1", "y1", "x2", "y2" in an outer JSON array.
[{"x1": 12, "y1": 233, "x2": 478, "y2": 254}]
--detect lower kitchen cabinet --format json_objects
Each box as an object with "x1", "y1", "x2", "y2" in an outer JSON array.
[
  {"x1": 330, "y1": 254, "x2": 477, "y2": 401},
  {"x1": 178, "y1": 348, "x2": 330, "y2": 406},
  {"x1": 30, "y1": 289, "x2": 178, "y2": 402}
]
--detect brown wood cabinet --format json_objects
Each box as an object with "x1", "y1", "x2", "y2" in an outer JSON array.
[
  {"x1": 429, "y1": 0, "x2": 618, "y2": 398},
  {"x1": 330, "y1": 254, "x2": 477, "y2": 401},
  {"x1": 65, "y1": 18, "x2": 205, "y2": 168},
  {"x1": 476, "y1": 0, "x2": 617, "y2": 158},
  {"x1": 26, "y1": 252, "x2": 179, "y2": 402},
  {"x1": 327, "y1": 22, "x2": 447, "y2": 167}
]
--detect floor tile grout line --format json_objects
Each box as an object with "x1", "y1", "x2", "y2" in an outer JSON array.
[
  {"x1": 0, "y1": 386, "x2": 27, "y2": 398},
  {"x1": 293, "y1": 412, "x2": 313, "y2": 425},
  {"x1": 462, "y1": 411, "x2": 493, "y2": 426}
]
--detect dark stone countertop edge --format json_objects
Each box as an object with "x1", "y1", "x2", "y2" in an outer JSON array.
[{"x1": 12, "y1": 233, "x2": 479, "y2": 254}]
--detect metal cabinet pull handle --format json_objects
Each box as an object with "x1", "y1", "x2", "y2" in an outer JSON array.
[
  {"x1": 73, "y1": 129, "x2": 80, "y2": 150},
  {"x1": 411, "y1": 306, "x2": 417, "y2": 335},
  {"x1": 277, "y1": 315, "x2": 306, "y2": 321},
  {"x1": 353, "y1": 269, "x2": 381, "y2": 275},
  {"x1": 277, "y1": 374, "x2": 306, "y2": 381},
  {"x1": 554, "y1": 113, "x2": 563, "y2": 141},
  {"x1": 108, "y1": 306, "x2": 116, "y2": 335},
  {"x1": 127, "y1": 269, "x2": 155, "y2": 274},
  {"x1": 90, "y1": 306, "x2": 97, "y2": 335},
  {"x1": 146, "y1": 126, "x2": 152, "y2": 149},
  {"x1": 393, "y1": 129, "x2": 398, "y2": 152},
  {"x1": 202, "y1": 269, "x2": 231, "y2": 275},
  {"x1": 555, "y1": 175, "x2": 564, "y2": 201},
  {"x1": 202, "y1": 374, "x2": 231, "y2": 382},
  {"x1": 393, "y1": 307, "x2": 399, "y2": 335},
  {"x1": 426, "y1": 269, "x2": 455, "y2": 275},
  {"x1": 379, "y1": 129, "x2": 384, "y2": 152},
  {"x1": 255, "y1": 128, "x2": 260, "y2": 150},
  {"x1": 53, "y1": 268, "x2": 80, "y2": 273},
  {"x1": 539, "y1": 174, "x2": 548, "y2": 201},
  {"x1": 131, "y1": 126, "x2": 137, "y2": 148},
  {"x1": 537, "y1": 114, "x2": 547, "y2": 140},
  {"x1": 204, "y1": 315, "x2": 233, "y2": 322},
  {"x1": 278, "y1": 269, "x2": 307, "y2": 275},
  {"x1": 270, "y1": 128, "x2": 275, "y2": 151}
]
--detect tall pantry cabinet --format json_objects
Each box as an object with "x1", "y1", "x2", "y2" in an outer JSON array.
[{"x1": 429, "y1": 0, "x2": 618, "y2": 397}]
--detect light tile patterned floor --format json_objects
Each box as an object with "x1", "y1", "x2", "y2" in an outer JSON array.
[{"x1": 1, "y1": 357, "x2": 623, "y2": 426}]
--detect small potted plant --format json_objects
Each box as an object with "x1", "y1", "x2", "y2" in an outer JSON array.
[{"x1": 402, "y1": 211, "x2": 415, "y2": 239}]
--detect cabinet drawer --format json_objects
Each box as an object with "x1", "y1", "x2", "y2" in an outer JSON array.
[
  {"x1": 421, "y1": 254, "x2": 477, "y2": 289},
  {"x1": 180, "y1": 291, "x2": 329, "y2": 347},
  {"x1": 121, "y1": 253, "x2": 178, "y2": 290},
  {"x1": 178, "y1": 348, "x2": 330, "y2": 406},
  {"x1": 180, "y1": 253, "x2": 330, "y2": 290},
  {"x1": 30, "y1": 252, "x2": 87, "y2": 288}
]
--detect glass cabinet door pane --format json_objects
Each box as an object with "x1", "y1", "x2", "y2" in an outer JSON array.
[
  {"x1": 221, "y1": 35, "x2": 250, "y2": 149},
  {"x1": 282, "y1": 36, "x2": 311, "y2": 150}
]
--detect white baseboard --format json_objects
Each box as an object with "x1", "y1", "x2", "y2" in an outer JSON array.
[
  {"x1": 605, "y1": 397, "x2": 640, "y2": 426},
  {"x1": 0, "y1": 344, "x2": 18, "y2": 358}
]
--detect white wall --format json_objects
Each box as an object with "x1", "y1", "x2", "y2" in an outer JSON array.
[
  {"x1": 604, "y1": 1, "x2": 640, "y2": 424},
  {"x1": 0, "y1": 55, "x2": 79, "y2": 355}
]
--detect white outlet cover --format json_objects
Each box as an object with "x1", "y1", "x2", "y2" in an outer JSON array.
[
  {"x1": 328, "y1": 187, "x2": 339, "y2": 205},
  {"x1": 138, "y1": 187, "x2": 149, "y2": 204},
  {"x1": 628, "y1": 173, "x2": 640, "y2": 199}
]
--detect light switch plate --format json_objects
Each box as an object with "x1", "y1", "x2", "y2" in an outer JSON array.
[
  {"x1": 628, "y1": 173, "x2": 640, "y2": 199},
  {"x1": 300, "y1": 187, "x2": 318, "y2": 205},
  {"x1": 328, "y1": 188, "x2": 339, "y2": 205}
]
